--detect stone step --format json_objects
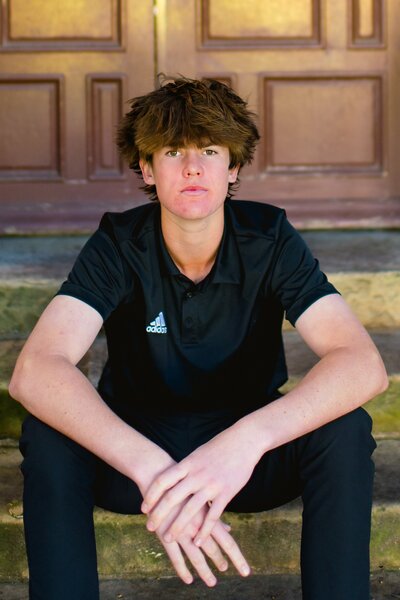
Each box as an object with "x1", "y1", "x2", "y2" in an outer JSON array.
[
  {"x1": 284, "y1": 329, "x2": 400, "y2": 379},
  {"x1": 1, "y1": 440, "x2": 399, "y2": 582},
  {"x1": 2, "y1": 331, "x2": 398, "y2": 385},
  {"x1": 0, "y1": 230, "x2": 400, "y2": 336},
  {"x1": 1, "y1": 331, "x2": 399, "y2": 440},
  {"x1": 1, "y1": 379, "x2": 398, "y2": 443},
  {"x1": 1, "y1": 572, "x2": 400, "y2": 600},
  {"x1": 1, "y1": 271, "x2": 399, "y2": 337},
  {"x1": 1, "y1": 230, "x2": 399, "y2": 278}
]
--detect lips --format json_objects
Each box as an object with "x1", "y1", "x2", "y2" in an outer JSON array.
[{"x1": 180, "y1": 186, "x2": 207, "y2": 192}]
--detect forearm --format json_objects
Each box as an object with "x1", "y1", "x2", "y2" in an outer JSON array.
[
  {"x1": 237, "y1": 343, "x2": 388, "y2": 460},
  {"x1": 9, "y1": 354, "x2": 173, "y2": 491}
]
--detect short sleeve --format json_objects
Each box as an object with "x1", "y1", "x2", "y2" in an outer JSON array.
[
  {"x1": 270, "y1": 215, "x2": 339, "y2": 326},
  {"x1": 56, "y1": 225, "x2": 129, "y2": 321}
]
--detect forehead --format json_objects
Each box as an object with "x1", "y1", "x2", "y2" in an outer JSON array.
[
  {"x1": 154, "y1": 142, "x2": 230, "y2": 153},
  {"x1": 152, "y1": 129, "x2": 230, "y2": 150}
]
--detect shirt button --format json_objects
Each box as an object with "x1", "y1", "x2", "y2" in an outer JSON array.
[
  {"x1": 185, "y1": 317, "x2": 193, "y2": 327},
  {"x1": 185, "y1": 291, "x2": 193, "y2": 299}
]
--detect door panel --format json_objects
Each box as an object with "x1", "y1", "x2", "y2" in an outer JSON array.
[
  {"x1": 0, "y1": 75, "x2": 63, "y2": 179},
  {"x1": 203, "y1": 0, "x2": 321, "y2": 50},
  {"x1": 201, "y1": 0, "x2": 322, "y2": 48},
  {"x1": 86, "y1": 75, "x2": 126, "y2": 180},
  {"x1": 157, "y1": 0, "x2": 400, "y2": 227},
  {"x1": 5, "y1": 0, "x2": 122, "y2": 49},
  {"x1": 262, "y1": 75, "x2": 382, "y2": 172}
]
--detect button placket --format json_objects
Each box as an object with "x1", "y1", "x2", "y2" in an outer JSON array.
[{"x1": 182, "y1": 289, "x2": 198, "y2": 344}]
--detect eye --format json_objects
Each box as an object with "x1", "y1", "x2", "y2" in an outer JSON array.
[
  {"x1": 165, "y1": 149, "x2": 181, "y2": 157},
  {"x1": 203, "y1": 148, "x2": 217, "y2": 156}
]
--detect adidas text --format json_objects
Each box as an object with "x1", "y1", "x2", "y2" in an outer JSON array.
[{"x1": 146, "y1": 312, "x2": 167, "y2": 334}]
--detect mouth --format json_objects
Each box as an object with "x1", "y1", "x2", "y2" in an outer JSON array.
[{"x1": 180, "y1": 186, "x2": 207, "y2": 194}]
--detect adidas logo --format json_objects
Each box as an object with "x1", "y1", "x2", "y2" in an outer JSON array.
[{"x1": 146, "y1": 311, "x2": 167, "y2": 334}]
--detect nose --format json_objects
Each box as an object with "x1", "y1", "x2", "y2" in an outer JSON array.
[{"x1": 183, "y1": 151, "x2": 202, "y2": 177}]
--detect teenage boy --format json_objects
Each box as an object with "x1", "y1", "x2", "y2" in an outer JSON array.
[{"x1": 10, "y1": 77, "x2": 387, "y2": 600}]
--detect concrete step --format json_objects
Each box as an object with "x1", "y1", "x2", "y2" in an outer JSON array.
[
  {"x1": 4, "y1": 269, "x2": 398, "y2": 337},
  {"x1": 1, "y1": 572, "x2": 400, "y2": 600},
  {"x1": 1, "y1": 439, "x2": 399, "y2": 582},
  {"x1": 284, "y1": 329, "x2": 400, "y2": 379},
  {"x1": 1, "y1": 230, "x2": 399, "y2": 277},
  {"x1": 0, "y1": 231, "x2": 400, "y2": 337},
  {"x1": 1, "y1": 331, "x2": 399, "y2": 440},
  {"x1": 5, "y1": 328, "x2": 397, "y2": 390}
]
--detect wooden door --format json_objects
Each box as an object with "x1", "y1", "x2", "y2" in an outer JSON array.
[
  {"x1": 1, "y1": 0, "x2": 399, "y2": 231},
  {"x1": 157, "y1": 0, "x2": 400, "y2": 227},
  {"x1": 0, "y1": 0, "x2": 154, "y2": 233}
]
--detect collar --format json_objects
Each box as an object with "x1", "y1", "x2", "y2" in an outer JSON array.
[{"x1": 157, "y1": 203, "x2": 241, "y2": 285}]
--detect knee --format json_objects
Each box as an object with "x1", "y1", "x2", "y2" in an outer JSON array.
[
  {"x1": 20, "y1": 415, "x2": 95, "y2": 494},
  {"x1": 300, "y1": 408, "x2": 376, "y2": 478},
  {"x1": 320, "y1": 407, "x2": 375, "y2": 455}
]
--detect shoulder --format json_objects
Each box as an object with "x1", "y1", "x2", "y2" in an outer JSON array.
[
  {"x1": 225, "y1": 200, "x2": 287, "y2": 239},
  {"x1": 98, "y1": 202, "x2": 159, "y2": 245}
]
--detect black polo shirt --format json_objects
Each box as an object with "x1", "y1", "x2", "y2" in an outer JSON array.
[{"x1": 57, "y1": 200, "x2": 338, "y2": 415}]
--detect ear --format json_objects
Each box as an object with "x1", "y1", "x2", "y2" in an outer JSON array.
[
  {"x1": 228, "y1": 165, "x2": 240, "y2": 183},
  {"x1": 139, "y1": 159, "x2": 154, "y2": 185}
]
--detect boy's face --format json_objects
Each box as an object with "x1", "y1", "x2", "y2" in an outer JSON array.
[{"x1": 140, "y1": 144, "x2": 239, "y2": 223}]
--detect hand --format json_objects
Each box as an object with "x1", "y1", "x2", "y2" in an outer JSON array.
[
  {"x1": 142, "y1": 422, "x2": 260, "y2": 548},
  {"x1": 153, "y1": 502, "x2": 251, "y2": 586},
  {"x1": 134, "y1": 433, "x2": 251, "y2": 585}
]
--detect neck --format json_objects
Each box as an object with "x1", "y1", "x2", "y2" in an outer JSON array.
[{"x1": 160, "y1": 208, "x2": 224, "y2": 283}]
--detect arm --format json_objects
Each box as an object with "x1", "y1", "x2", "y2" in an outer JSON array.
[
  {"x1": 9, "y1": 295, "x2": 171, "y2": 487},
  {"x1": 9, "y1": 295, "x2": 250, "y2": 585},
  {"x1": 236, "y1": 293, "x2": 388, "y2": 452},
  {"x1": 142, "y1": 294, "x2": 388, "y2": 544}
]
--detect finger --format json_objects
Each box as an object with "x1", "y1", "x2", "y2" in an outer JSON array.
[
  {"x1": 180, "y1": 538, "x2": 217, "y2": 587},
  {"x1": 193, "y1": 497, "x2": 226, "y2": 547},
  {"x1": 201, "y1": 537, "x2": 229, "y2": 573},
  {"x1": 212, "y1": 523, "x2": 251, "y2": 578},
  {"x1": 142, "y1": 464, "x2": 188, "y2": 513},
  {"x1": 147, "y1": 479, "x2": 202, "y2": 533},
  {"x1": 163, "y1": 492, "x2": 209, "y2": 542},
  {"x1": 161, "y1": 539, "x2": 193, "y2": 585}
]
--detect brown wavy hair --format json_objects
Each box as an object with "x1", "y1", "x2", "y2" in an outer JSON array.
[{"x1": 116, "y1": 76, "x2": 260, "y2": 201}]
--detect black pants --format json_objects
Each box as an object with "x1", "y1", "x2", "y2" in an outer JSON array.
[{"x1": 19, "y1": 406, "x2": 376, "y2": 600}]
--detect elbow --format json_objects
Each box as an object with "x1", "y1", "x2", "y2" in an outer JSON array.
[
  {"x1": 369, "y1": 349, "x2": 389, "y2": 397},
  {"x1": 9, "y1": 365, "x2": 26, "y2": 405},
  {"x1": 8, "y1": 356, "x2": 35, "y2": 407},
  {"x1": 377, "y1": 365, "x2": 389, "y2": 395}
]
